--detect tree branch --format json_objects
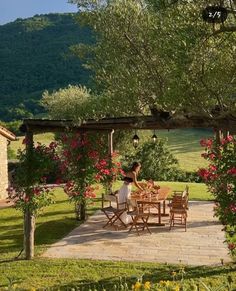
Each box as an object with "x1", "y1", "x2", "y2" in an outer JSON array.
[
  {"x1": 212, "y1": 26, "x2": 236, "y2": 36},
  {"x1": 123, "y1": 32, "x2": 164, "y2": 96}
]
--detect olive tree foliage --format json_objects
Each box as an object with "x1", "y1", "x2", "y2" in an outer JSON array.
[
  {"x1": 43, "y1": 0, "x2": 236, "y2": 122},
  {"x1": 67, "y1": 0, "x2": 236, "y2": 119},
  {"x1": 42, "y1": 85, "x2": 103, "y2": 121}
]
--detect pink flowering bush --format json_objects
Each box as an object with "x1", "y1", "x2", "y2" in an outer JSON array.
[
  {"x1": 7, "y1": 142, "x2": 59, "y2": 214},
  {"x1": 95, "y1": 151, "x2": 125, "y2": 193},
  {"x1": 58, "y1": 132, "x2": 103, "y2": 220},
  {"x1": 198, "y1": 135, "x2": 236, "y2": 257},
  {"x1": 58, "y1": 132, "x2": 125, "y2": 220}
]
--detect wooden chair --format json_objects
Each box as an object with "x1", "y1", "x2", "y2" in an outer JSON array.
[
  {"x1": 169, "y1": 185, "x2": 189, "y2": 209},
  {"x1": 169, "y1": 186, "x2": 189, "y2": 231},
  {"x1": 127, "y1": 200, "x2": 151, "y2": 236},
  {"x1": 101, "y1": 194, "x2": 127, "y2": 230}
]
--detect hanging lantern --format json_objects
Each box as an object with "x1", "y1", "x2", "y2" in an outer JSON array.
[
  {"x1": 132, "y1": 131, "x2": 139, "y2": 148},
  {"x1": 152, "y1": 131, "x2": 157, "y2": 142}
]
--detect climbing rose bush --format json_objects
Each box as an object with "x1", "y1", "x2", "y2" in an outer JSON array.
[
  {"x1": 57, "y1": 132, "x2": 103, "y2": 219},
  {"x1": 58, "y1": 132, "x2": 123, "y2": 219},
  {"x1": 7, "y1": 142, "x2": 59, "y2": 214},
  {"x1": 95, "y1": 151, "x2": 125, "y2": 193},
  {"x1": 198, "y1": 135, "x2": 236, "y2": 257}
]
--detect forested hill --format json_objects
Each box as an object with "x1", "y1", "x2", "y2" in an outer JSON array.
[{"x1": 0, "y1": 13, "x2": 92, "y2": 122}]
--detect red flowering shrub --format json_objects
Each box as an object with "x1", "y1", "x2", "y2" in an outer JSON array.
[
  {"x1": 57, "y1": 133, "x2": 101, "y2": 218},
  {"x1": 58, "y1": 132, "x2": 123, "y2": 219},
  {"x1": 7, "y1": 142, "x2": 59, "y2": 214},
  {"x1": 95, "y1": 151, "x2": 125, "y2": 193},
  {"x1": 198, "y1": 135, "x2": 236, "y2": 257}
]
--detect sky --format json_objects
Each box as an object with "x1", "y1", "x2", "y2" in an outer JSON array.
[{"x1": 0, "y1": 0, "x2": 78, "y2": 25}]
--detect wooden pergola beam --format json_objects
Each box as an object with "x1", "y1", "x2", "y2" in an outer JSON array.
[{"x1": 20, "y1": 115, "x2": 236, "y2": 133}]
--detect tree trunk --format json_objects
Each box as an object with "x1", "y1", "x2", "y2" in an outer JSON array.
[
  {"x1": 24, "y1": 209, "x2": 35, "y2": 260},
  {"x1": 75, "y1": 200, "x2": 87, "y2": 221}
]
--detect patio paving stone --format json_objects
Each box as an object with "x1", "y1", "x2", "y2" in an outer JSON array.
[{"x1": 43, "y1": 201, "x2": 232, "y2": 266}]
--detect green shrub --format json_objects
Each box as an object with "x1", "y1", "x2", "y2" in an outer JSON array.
[
  {"x1": 121, "y1": 139, "x2": 178, "y2": 181},
  {"x1": 121, "y1": 139, "x2": 203, "y2": 183}
]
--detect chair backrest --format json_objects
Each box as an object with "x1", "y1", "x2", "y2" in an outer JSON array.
[
  {"x1": 182, "y1": 185, "x2": 189, "y2": 207},
  {"x1": 104, "y1": 194, "x2": 117, "y2": 203},
  {"x1": 102, "y1": 193, "x2": 127, "y2": 210},
  {"x1": 172, "y1": 185, "x2": 189, "y2": 205},
  {"x1": 171, "y1": 193, "x2": 189, "y2": 210},
  {"x1": 171, "y1": 196, "x2": 187, "y2": 210}
]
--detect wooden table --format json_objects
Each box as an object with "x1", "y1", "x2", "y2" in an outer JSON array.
[{"x1": 130, "y1": 186, "x2": 171, "y2": 226}]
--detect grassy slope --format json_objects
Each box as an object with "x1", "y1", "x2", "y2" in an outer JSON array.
[
  {"x1": 156, "y1": 128, "x2": 213, "y2": 171},
  {"x1": 10, "y1": 133, "x2": 55, "y2": 155},
  {"x1": 0, "y1": 189, "x2": 234, "y2": 290}
]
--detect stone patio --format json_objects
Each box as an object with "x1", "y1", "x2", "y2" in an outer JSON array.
[{"x1": 43, "y1": 201, "x2": 232, "y2": 266}]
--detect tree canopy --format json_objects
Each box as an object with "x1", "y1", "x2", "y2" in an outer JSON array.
[{"x1": 47, "y1": 0, "x2": 236, "y2": 121}]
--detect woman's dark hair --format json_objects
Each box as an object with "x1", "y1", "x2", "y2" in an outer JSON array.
[
  {"x1": 131, "y1": 162, "x2": 141, "y2": 171},
  {"x1": 123, "y1": 177, "x2": 133, "y2": 183}
]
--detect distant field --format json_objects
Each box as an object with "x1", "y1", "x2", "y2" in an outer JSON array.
[
  {"x1": 9, "y1": 132, "x2": 55, "y2": 155},
  {"x1": 10, "y1": 129, "x2": 213, "y2": 170},
  {"x1": 157, "y1": 128, "x2": 213, "y2": 171}
]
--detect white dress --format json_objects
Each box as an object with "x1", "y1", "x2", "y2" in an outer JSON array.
[{"x1": 117, "y1": 182, "x2": 132, "y2": 224}]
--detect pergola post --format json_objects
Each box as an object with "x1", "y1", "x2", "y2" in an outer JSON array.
[
  {"x1": 24, "y1": 129, "x2": 35, "y2": 260},
  {"x1": 108, "y1": 129, "x2": 114, "y2": 193},
  {"x1": 215, "y1": 129, "x2": 222, "y2": 146}
]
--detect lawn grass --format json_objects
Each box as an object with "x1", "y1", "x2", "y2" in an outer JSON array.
[
  {"x1": 9, "y1": 133, "x2": 55, "y2": 157},
  {"x1": 1, "y1": 258, "x2": 236, "y2": 290},
  {"x1": 112, "y1": 180, "x2": 212, "y2": 200},
  {"x1": 154, "y1": 128, "x2": 213, "y2": 171},
  {"x1": 0, "y1": 185, "x2": 232, "y2": 290}
]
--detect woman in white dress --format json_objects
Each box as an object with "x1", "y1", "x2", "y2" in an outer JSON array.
[{"x1": 117, "y1": 162, "x2": 143, "y2": 224}]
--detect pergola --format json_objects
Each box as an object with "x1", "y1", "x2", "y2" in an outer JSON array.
[
  {"x1": 20, "y1": 114, "x2": 236, "y2": 153},
  {"x1": 19, "y1": 114, "x2": 236, "y2": 259},
  {"x1": 20, "y1": 114, "x2": 236, "y2": 132}
]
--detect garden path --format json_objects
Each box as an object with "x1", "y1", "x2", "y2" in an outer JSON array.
[{"x1": 43, "y1": 201, "x2": 232, "y2": 266}]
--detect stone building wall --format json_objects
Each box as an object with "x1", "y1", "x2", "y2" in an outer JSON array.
[{"x1": 0, "y1": 135, "x2": 8, "y2": 199}]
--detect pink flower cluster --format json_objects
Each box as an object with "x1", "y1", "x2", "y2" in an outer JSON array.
[
  {"x1": 221, "y1": 135, "x2": 234, "y2": 145},
  {"x1": 227, "y1": 168, "x2": 236, "y2": 176},
  {"x1": 200, "y1": 138, "x2": 213, "y2": 148},
  {"x1": 198, "y1": 168, "x2": 218, "y2": 181},
  {"x1": 64, "y1": 181, "x2": 97, "y2": 199},
  {"x1": 229, "y1": 203, "x2": 236, "y2": 213},
  {"x1": 95, "y1": 153, "x2": 124, "y2": 186}
]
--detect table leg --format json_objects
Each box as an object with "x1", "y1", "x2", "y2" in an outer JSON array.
[
  {"x1": 158, "y1": 202, "x2": 161, "y2": 224},
  {"x1": 161, "y1": 200, "x2": 169, "y2": 217}
]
